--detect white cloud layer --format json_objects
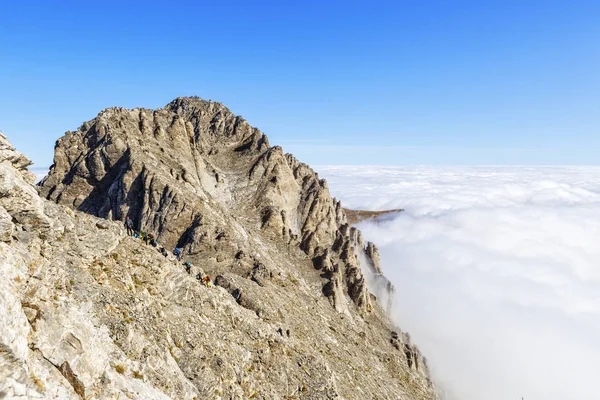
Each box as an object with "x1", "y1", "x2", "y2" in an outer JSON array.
[{"x1": 317, "y1": 166, "x2": 600, "y2": 400}]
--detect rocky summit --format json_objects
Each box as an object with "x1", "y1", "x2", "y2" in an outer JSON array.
[{"x1": 1, "y1": 97, "x2": 438, "y2": 399}]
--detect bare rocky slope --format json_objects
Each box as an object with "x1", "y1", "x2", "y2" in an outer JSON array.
[
  {"x1": 343, "y1": 209, "x2": 404, "y2": 226},
  {"x1": 1, "y1": 98, "x2": 438, "y2": 399}
]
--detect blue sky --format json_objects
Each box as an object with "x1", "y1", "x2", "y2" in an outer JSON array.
[{"x1": 1, "y1": 0, "x2": 599, "y2": 169}]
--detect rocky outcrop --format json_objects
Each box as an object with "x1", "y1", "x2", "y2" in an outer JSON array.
[
  {"x1": 0, "y1": 99, "x2": 437, "y2": 399},
  {"x1": 344, "y1": 208, "x2": 404, "y2": 225},
  {"x1": 39, "y1": 97, "x2": 375, "y2": 314},
  {"x1": 0, "y1": 132, "x2": 36, "y2": 182},
  {"x1": 0, "y1": 133, "x2": 52, "y2": 234}
]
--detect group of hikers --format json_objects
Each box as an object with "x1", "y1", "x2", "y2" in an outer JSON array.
[
  {"x1": 185, "y1": 261, "x2": 213, "y2": 286},
  {"x1": 124, "y1": 216, "x2": 212, "y2": 286},
  {"x1": 125, "y1": 216, "x2": 157, "y2": 246}
]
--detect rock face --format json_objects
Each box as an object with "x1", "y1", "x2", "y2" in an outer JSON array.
[
  {"x1": 38, "y1": 97, "x2": 384, "y2": 317},
  {"x1": 0, "y1": 99, "x2": 438, "y2": 399}
]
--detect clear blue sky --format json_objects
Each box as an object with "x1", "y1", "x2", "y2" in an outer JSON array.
[{"x1": 1, "y1": 0, "x2": 599, "y2": 170}]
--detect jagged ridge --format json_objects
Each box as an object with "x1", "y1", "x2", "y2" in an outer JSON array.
[{"x1": 39, "y1": 97, "x2": 382, "y2": 315}]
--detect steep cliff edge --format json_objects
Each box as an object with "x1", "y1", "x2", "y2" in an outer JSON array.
[{"x1": 0, "y1": 98, "x2": 437, "y2": 399}]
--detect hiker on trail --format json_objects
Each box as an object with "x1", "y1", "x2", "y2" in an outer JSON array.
[
  {"x1": 149, "y1": 233, "x2": 157, "y2": 247},
  {"x1": 185, "y1": 261, "x2": 191, "y2": 274},
  {"x1": 173, "y1": 247, "x2": 182, "y2": 261},
  {"x1": 203, "y1": 276, "x2": 211, "y2": 287},
  {"x1": 124, "y1": 216, "x2": 134, "y2": 236},
  {"x1": 141, "y1": 231, "x2": 149, "y2": 245},
  {"x1": 196, "y1": 272, "x2": 203, "y2": 281}
]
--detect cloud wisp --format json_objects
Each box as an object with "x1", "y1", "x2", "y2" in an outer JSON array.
[
  {"x1": 318, "y1": 166, "x2": 600, "y2": 400},
  {"x1": 29, "y1": 166, "x2": 49, "y2": 183}
]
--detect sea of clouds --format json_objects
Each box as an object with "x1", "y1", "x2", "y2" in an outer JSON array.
[{"x1": 317, "y1": 166, "x2": 600, "y2": 400}]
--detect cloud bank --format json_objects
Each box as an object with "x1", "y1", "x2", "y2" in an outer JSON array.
[{"x1": 318, "y1": 166, "x2": 600, "y2": 400}]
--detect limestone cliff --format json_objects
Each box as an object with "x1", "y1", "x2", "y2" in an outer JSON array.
[{"x1": 1, "y1": 98, "x2": 438, "y2": 399}]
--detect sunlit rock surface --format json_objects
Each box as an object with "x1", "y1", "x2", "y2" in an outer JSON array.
[{"x1": 1, "y1": 100, "x2": 437, "y2": 399}]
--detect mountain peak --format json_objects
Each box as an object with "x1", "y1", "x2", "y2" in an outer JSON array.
[{"x1": 0, "y1": 98, "x2": 443, "y2": 399}]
